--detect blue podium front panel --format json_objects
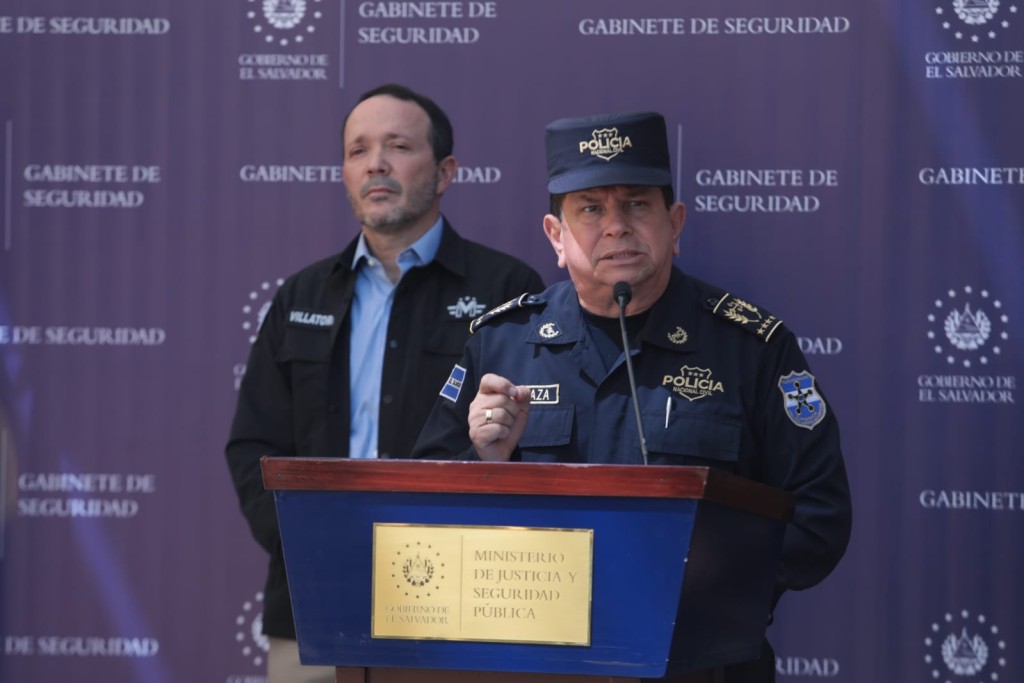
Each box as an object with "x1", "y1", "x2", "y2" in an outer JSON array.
[{"x1": 276, "y1": 489, "x2": 696, "y2": 677}]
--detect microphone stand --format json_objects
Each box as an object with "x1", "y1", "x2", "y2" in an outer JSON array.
[{"x1": 613, "y1": 282, "x2": 649, "y2": 466}]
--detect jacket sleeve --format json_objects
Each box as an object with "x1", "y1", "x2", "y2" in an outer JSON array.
[
  {"x1": 411, "y1": 339, "x2": 483, "y2": 461},
  {"x1": 411, "y1": 253, "x2": 542, "y2": 461},
  {"x1": 756, "y1": 332, "x2": 852, "y2": 599},
  {"x1": 225, "y1": 292, "x2": 294, "y2": 554}
]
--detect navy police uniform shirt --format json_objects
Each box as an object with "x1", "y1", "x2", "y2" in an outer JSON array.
[{"x1": 413, "y1": 267, "x2": 852, "y2": 598}]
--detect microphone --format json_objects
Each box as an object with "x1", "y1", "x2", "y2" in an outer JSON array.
[{"x1": 613, "y1": 282, "x2": 649, "y2": 465}]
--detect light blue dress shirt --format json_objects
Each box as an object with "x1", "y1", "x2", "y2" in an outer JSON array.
[{"x1": 348, "y1": 218, "x2": 444, "y2": 458}]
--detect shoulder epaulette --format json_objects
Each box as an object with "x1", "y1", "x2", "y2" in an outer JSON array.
[
  {"x1": 469, "y1": 293, "x2": 541, "y2": 334},
  {"x1": 706, "y1": 292, "x2": 784, "y2": 342}
]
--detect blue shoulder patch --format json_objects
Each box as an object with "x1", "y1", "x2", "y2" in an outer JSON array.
[{"x1": 440, "y1": 364, "x2": 466, "y2": 403}]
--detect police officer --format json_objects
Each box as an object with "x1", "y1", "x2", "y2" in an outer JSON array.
[
  {"x1": 413, "y1": 111, "x2": 852, "y2": 682},
  {"x1": 226, "y1": 84, "x2": 543, "y2": 683}
]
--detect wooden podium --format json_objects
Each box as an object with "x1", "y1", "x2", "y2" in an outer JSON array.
[{"x1": 261, "y1": 458, "x2": 792, "y2": 683}]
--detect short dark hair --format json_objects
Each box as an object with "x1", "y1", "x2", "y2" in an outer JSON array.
[
  {"x1": 549, "y1": 185, "x2": 675, "y2": 217},
  {"x1": 342, "y1": 83, "x2": 454, "y2": 162}
]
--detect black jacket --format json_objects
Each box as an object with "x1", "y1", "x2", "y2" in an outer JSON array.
[{"x1": 226, "y1": 220, "x2": 543, "y2": 637}]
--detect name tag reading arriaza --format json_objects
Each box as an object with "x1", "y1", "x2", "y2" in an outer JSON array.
[{"x1": 371, "y1": 523, "x2": 593, "y2": 645}]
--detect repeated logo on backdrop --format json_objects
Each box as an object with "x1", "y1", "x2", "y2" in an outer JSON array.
[
  {"x1": 926, "y1": 1, "x2": 1023, "y2": 79},
  {"x1": 242, "y1": 278, "x2": 285, "y2": 345},
  {"x1": 933, "y1": 1, "x2": 1017, "y2": 41},
  {"x1": 926, "y1": 287, "x2": 1006, "y2": 368},
  {"x1": 238, "y1": 0, "x2": 330, "y2": 81},
  {"x1": 924, "y1": 610, "x2": 1008, "y2": 683},
  {"x1": 233, "y1": 591, "x2": 269, "y2": 671},
  {"x1": 235, "y1": 278, "x2": 285, "y2": 390},
  {"x1": 246, "y1": 0, "x2": 325, "y2": 47},
  {"x1": 918, "y1": 286, "x2": 1015, "y2": 404},
  {"x1": 236, "y1": 1, "x2": 504, "y2": 85}
]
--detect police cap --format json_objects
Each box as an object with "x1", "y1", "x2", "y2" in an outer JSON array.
[{"x1": 545, "y1": 111, "x2": 672, "y2": 194}]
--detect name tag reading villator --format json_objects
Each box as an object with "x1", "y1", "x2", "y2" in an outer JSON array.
[{"x1": 372, "y1": 524, "x2": 593, "y2": 645}]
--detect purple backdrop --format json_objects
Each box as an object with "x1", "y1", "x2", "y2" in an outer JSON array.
[{"x1": 1, "y1": 1, "x2": 1021, "y2": 681}]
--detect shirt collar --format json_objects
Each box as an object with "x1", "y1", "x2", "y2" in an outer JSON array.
[
  {"x1": 524, "y1": 269, "x2": 700, "y2": 352},
  {"x1": 350, "y1": 216, "x2": 445, "y2": 270}
]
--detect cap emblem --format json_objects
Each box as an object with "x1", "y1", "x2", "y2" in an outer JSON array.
[{"x1": 579, "y1": 127, "x2": 633, "y2": 161}]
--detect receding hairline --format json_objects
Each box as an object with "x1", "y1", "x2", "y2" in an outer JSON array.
[
  {"x1": 340, "y1": 84, "x2": 454, "y2": 162},
  {"x1": 342, "y1": 95, "x2": 431, "y2": 141}
]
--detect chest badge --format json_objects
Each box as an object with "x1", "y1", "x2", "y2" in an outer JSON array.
[
  {"x1": 662, "y1": 365, "x2": 725, "y2": 402},
  {"x1": 667, "y1": 326, "x2": 688, "y2": 345},
  {"x1": 778, "y1": 371, "x2": 827, "y2": 430},
  {"x1": 538, "y1": 322, "x2": 561, "y2": 339},
  {"x1": 447, "y1": 296, "x2": 487, "y2": 319}
]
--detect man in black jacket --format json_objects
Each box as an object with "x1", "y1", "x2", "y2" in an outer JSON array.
[{"x1": 226, "y1": 84, "x2": 543, "y2": 683}]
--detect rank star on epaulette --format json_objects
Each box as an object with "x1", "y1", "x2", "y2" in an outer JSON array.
[
  {"x1": 469, "y1": 293, "x2": 540, "y2": 334},
  {"x1": 708, "y1": 293, "x2": 783, "y2": 342}
]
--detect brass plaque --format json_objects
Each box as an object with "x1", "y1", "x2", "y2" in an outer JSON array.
[{"x1": 372, "y1": 523, "x2": 593, "y2": 645}]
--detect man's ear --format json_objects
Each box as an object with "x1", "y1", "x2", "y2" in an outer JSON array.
[
  {"x1": 436, "y1": 155, "x2": 457, "y2": 194},
  {"x1": 543, "y1": 214, "x2": 567, "y2": 269},
  {"x1": 670, "y1": 201, "x2": 686, "y2": 256}
]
